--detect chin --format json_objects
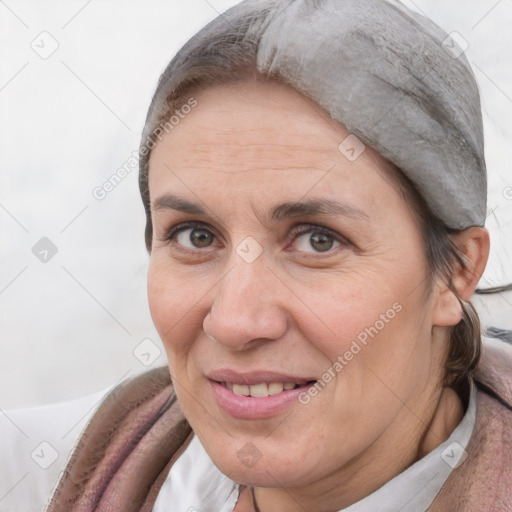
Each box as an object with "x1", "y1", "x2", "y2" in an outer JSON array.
[
  {"x1": 213, "y1": 455, "x2": 303, "y2": 488},
  {"x1": 202, "y1": 433, "x2": 318, "y2": 489}
]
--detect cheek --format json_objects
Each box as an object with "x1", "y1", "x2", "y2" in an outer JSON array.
[
  {"x1": 295, "y1": 265, "x2": 431, "y2": 399},
  {"x1": 147, "y1": 258, "x2": 208, "y2": 364},
  {"x1": 294, "y1": 277, "x2": 401, "y2": 355}
]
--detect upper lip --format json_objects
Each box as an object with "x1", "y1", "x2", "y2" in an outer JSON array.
[{"x1": 207, "y1": 369, "x2": 317, "y2": 386}]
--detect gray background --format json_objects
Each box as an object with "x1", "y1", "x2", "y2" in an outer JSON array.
[{"x1": 1, "y1": 0, "x2": 511, "y2": 409}]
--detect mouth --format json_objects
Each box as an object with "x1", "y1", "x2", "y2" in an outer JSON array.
[
  {"x1": 218, "y1": 381, "x2": 316, "y2": 397},
  {"x1": 206, "y1": 370, "x2": 318, "y2": 419}
]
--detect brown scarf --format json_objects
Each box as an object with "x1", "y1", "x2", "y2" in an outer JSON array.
[
  {"x1": 45, "y1": 369, "x2": 192, "y2": 512},
  {"x1": 46, "y1": 340, "x2": 512, "y2": 512}
]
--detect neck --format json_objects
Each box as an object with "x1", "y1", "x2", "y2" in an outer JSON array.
[
  {"x1": 417, "y1": 384, "x2": 465, "y2": 457},
  {"x1": 253, "y1": 381, "x2": 465, "y2": 512}
]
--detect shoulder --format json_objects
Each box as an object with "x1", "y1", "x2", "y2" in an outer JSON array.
[
  {"x1": 45, "y1": 366, "x2": 192, "y2": 512},
  {"x1": 472, "y1": 336, "x2": 512, "y2": 471},
  {"x1": 0, "y1": 387, "x2": 108, "y2": 511},
  {"x1": 432, "y1": 337, "x2": 512, "y2": 511},
  {"x1": 473, "y1": 335, "x2": 512, "y2": 406},
  {"x1": 1, "y1": 367, "x2": 175, "y2": 512}
]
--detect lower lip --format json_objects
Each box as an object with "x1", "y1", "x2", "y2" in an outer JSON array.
[{"x1": 209, "y1": 380, "x2": 316, "y2": 419}]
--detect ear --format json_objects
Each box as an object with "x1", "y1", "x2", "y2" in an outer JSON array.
[{"x1": 432, "y1": 227, "x2": 490, "y2": 327}]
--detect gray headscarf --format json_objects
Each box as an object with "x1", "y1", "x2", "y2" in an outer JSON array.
[{"x1": 140, "y1": 0, "x2": 486, "y2": 235}]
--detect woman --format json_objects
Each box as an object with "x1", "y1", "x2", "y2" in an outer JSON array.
[{"x1": 46, "y1": 0, "x2": 512, "y2": 510}]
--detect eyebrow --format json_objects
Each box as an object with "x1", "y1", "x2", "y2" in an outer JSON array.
[{"x1": 152, "y1": 193, "x2": 369, "y2": 222}]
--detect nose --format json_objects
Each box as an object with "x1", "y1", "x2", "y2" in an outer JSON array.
[{"x1": 203, "y1": 256, "x2": 288, "y2": 351}]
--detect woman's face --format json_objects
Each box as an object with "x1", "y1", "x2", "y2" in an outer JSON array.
[{"x1": 147, "y1": 79, "x2": 446, "y2": 491}]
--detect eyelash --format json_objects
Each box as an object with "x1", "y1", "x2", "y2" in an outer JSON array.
[{"x1": 161, "y1": 221, "x2": 349, "y2": 254}]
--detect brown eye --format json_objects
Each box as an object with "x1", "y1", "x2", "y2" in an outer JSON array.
[
  {"x1": 308, "y1": 232, "x2": 336, "y2": 252},
  {"x1": 177, "y1": 227, "x2": 214, "y2": 248},
  {"x1": 290, "y1": 224, "x2": 345, "y2": 254},
  {"x1": 164, "y1": 222, "x2": 217, "y2": 249}
]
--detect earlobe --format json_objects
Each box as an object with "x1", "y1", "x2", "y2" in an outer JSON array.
[{"x1": 432, "y1": 288, "x2": 463, "y2": 327}]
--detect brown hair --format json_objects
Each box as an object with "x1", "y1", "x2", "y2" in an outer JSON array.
[{"x1": 138, "y1": 37, "x2": 482, "y2": 388}]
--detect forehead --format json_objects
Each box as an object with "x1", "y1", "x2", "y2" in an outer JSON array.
[{"x1": 148, "y1": 79, "x2": 400, "y2": 210}]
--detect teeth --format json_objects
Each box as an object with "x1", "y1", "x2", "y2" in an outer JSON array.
[
  {"x1": 268, "y1": 383, "x2": 284, "y2": 395},
  {"x1": 232, "y1": 384, "x2": 250, "y2": 396},
  {"x1": 249, "y1": 383, "x2": 268, "y2": 397},
  {"x1": 229, "y1": 382, "x2": 298, "y2": 397}
]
